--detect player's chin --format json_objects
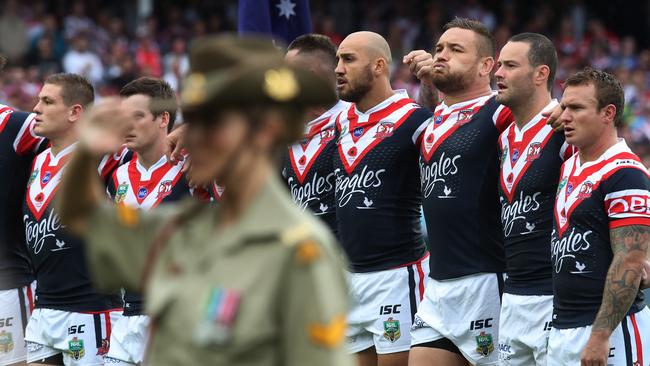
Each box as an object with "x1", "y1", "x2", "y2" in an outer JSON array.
[{"x1": 494, "y1": 92, "x2": 510, "y2": 105}]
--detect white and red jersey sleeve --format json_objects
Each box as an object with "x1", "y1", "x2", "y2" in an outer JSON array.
[
  {"x1": 603, "y1": 166, "x2": 650, "y2": 229},
  {"x1": 97, "y1": 145, "x2": 133, "y2": 181},
  {"x1": 0, "y1": 105, "x2": 45, "y2": 156}
]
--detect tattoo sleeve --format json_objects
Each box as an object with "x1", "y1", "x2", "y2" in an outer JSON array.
[{"x1": 591, "y1": 225, "x2": 650, "y2": 333}]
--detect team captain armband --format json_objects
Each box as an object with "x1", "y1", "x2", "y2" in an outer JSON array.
[{"x1": 605, "y1": 189, "x2": 650, "y2": 228}]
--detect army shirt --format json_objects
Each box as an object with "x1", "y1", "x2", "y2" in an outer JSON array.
[{"x1": 83, "y1": 175, "x2": 353, "y2": 366}]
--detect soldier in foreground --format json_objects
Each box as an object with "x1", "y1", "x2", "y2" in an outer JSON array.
[{"x1": 57, "y1": 35, "x2": 353, "y2": 366}]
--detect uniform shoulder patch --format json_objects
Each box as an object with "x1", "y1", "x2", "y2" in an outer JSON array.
[
  {"x1": 294, "y1": 239, "x2": 321, "y2": 264},
  {"x1": 308, "y1": 314, "x2": 346, "y2": 348},
  {"x1": 116, "y1": 204, "x2": 139, "y2": 227}
]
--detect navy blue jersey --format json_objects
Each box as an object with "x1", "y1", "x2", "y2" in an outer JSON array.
[
  {"x1": 497, "y1": 101, "x2": 575, "y2": 295},
  {"x1": 24, "y1": 145, "x2": 122, "y2": 312},
  {"x1": 552, "y1": 141, "x2": 649, "y2": 329},
  {"x1": 107, "y1": 154, "x2": 191, "y2": 316},
  {"x1": 0, "y1": 106, "x2": 45, "y2": 290},
  {"x1": 421, "y1": 94, "x2": 513, "y2": 280},
  {"x1": 283, "y1": 101, "x2": 349, "y2": 235},
  {"x1": 333, "y1": 92, "x2": 431, "y2": 272}
]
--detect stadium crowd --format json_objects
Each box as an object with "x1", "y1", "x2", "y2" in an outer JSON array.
[{"x1": 0, "y1": 0, "x2": 649, "y2": 163}]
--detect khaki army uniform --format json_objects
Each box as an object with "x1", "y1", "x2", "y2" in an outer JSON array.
[{"x1": 83, "y1": 175, "x2": 353, "y2": 365}]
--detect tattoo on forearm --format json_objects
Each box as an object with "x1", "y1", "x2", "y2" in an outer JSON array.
[{"x1": 592, "y1": 225, "x2": 650, "y2": 332}]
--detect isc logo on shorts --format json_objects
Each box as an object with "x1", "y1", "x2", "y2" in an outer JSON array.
[
  {"x1": 379, "y1": 305, "x2": 401, "y2": 315},
  {"x1": 469, "y1": 318, "x2": 493, "y2": 330}
]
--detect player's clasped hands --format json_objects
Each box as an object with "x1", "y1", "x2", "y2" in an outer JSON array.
[{"x1": 78, "y1": 97, "x2": 133, "y2": 156}]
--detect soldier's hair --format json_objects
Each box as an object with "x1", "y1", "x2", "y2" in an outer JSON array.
[
  {"x1": 443, "y1": 17, "x2": 495, "y2": 59},
  {"x1": 120, "y1": 77, "x2": 177, "y2": 132},
  {"x1": 509, "y1": 33, "x2": 558, "y2": 91},
  {"x1": 564, "y1": 67, "x2": 625, "y2": 127},
  {"x1": 44, "y1": 73, "x2": 94, "y2": 108},
  {"x1": 287, "y1": 34, "x2": 337, "y2": 69},
  {"x1": 0, "y1": 55, "x2": 6, "y2": 72}
]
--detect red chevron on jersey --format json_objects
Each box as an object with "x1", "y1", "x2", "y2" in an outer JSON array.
[
  {"x1": 421, "y1": 93, "x2": 495, "y2": 162},
  {"x1": 288, "y1": 101, "x2": 347, "y2": 184},
  {"x1": 211, "y1": 181, "x2": 225, "y2": 202},
  {"x1": 337, "y1": 94, "x2": 418, "y2": 174},
  {"x1": 499, "y1": 109, "x2": 556, "y2": 202},
  {"x1": 111, "y1": 155, "x2": 184, "y2": 209},
  {"x1": 26, "y1": 144, "x2": 76, "y2": 220},
  {"x1": 554, "y1": 142, "x2": 648, "y2": 237}
]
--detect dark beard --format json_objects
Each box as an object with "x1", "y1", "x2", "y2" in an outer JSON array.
[
  {"x1": 431, "y1": 70, "x2": 473, "y2": 95},
  {"x1": 337, "y1": 66, "x2": 374, "y2": 103}
]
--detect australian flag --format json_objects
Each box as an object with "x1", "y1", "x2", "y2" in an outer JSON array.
[{"x1": 238, "y1": 0, "x2": 312, "y2": 45}]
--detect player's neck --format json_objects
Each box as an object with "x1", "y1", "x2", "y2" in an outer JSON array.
[
  {"x1": 218, "y1": 157, "x2": 271, "y2": 227},
  {"x1": 578, "y1": 131, "x2": 618, "y2": 164},
  {"x1": 49, "y1": 133, "x2": 78, "y2": 157},
  {"x1": 442, "y1": 83, "x2": 492, "y2": 107},
  {"x1": 136, "y1": 139, "x2": 166, "y2": 170},
  {"x1": 356, "y1": 80, "x2": 394, "y2": 113},
  {"x1": 512, "y1": 93, "x2": 552, "y2": 130}
]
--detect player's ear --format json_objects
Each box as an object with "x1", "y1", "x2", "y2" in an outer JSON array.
[
  {"x1": 159, "y1": 111, "x2": 170, "y2": 131},
  {"x1": 479, "y1": 56, "x2": 495, "y2": 77},
  {"x1": 374, "y1": 58, "x2": 387, "y2": 76},
  {"x1": 535, "y1": 65, "x2": 550, "y2": 88},
  {"x1": 601, "y1": 104, "x2": 617, "y2": 125},
  {"x1": 69, "y1": 104, "x2": 84, "y2": 123}
]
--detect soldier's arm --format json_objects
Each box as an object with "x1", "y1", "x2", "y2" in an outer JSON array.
[
  {"x1": 57, "y1": 146, "x2": 105, "y2": 234},
  {"x1": 58, "y1": 98, "x2": 132, "y2": 233},
  {"x1": 281, "y1": 226, "x2": 353, "y2": 366}
]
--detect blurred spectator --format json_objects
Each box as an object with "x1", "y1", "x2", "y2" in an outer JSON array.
[
  {"x1": 30, "y1": 15, "x2": 67, "y2": 61},
  {"x1": 162, "y1": 38, "x2": 189, "y2": 91},
  {"x1": 391, "y1": 63, "x2": 420, "y2": 100},
  {"x1": 64, "y1": 1, "x2": 95, "y2": 40},
  {"x1": 134, "y1": 33, "x2": 162, "y2": 78},
  {"x1": 0, "y1": 0, "x2": 648, "y2": 164},
  {"x1": 0, "y1": 0, "x2": 29, "y2": 63},
  {"x1": 63, "y1": 33, "x2": 104, "y2": 84},
  {"x1": 27, "y1": 36, "x2": 62, "y2": 79}
]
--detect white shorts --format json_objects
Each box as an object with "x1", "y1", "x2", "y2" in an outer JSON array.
[
  {"x1": 547, "y1": 307, "x2": 650, "y2": 366},
  {"x1": 498, "y1": 293, "x2": 553, "y2": 366},
  {"x1": 0, "y1": 281, "x2": 35, "y2": 366},
  {"x1": 25, "y1": 307, "x2": 122, "y2": 366},
  {"x1": 104, "y1": 315, "x2": 150, "y2": 365},
  {"x1": 346, "y1": 254, "x2": 429, "y2": 354},
  {"x1": 411, "y1": 273, "x2": 504, "y2": 365}
]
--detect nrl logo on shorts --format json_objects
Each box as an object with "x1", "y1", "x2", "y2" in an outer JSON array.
[
  {"x1": 115, "y1": 183, "x2": 129, "y2": 203},
  {"x1": 68, "y1": 337, "x2": 85, "y2": 360},
  {"x1": 0, "y1": 330, "x2": 14, "y2": 353},
  {"x1": 383, "y1": 317, "x2": 400, "y2": 342},
  {"x1": 475, "y1": 331, "x2": 494, "y2": 356}
]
